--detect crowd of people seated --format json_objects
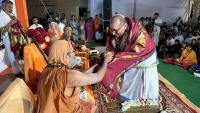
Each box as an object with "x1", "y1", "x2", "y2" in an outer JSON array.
[{"x1": 140, "y1": 15, "x2": 200, "y2": 73}]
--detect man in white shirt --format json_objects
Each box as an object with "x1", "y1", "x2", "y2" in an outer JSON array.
[
  {"x1": 185, "y1": 33, "x2": 197, "y2": 44},
  {"x1": 29, "y1": 16, "x2": 43, "y2": 29},
  {"x1": 0, "y1": 0, "x2": 19, "y2": 73},
  {"x1": 174, "y1": 31, "x2": 184, "y2": 44},
  {"x1": 153, "y1": 13, "x2": 162, "y2": 46},
  {"x1": 166, "y1": 36, "x2": 175, "y2": 47}
]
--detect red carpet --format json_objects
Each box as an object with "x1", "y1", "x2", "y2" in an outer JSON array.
[{"x1": 93, "y1": 75, "x2": 200, "y2": 113}]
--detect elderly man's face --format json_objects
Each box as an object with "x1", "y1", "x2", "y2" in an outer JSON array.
[
  {"x1": 48, "y1": 24, "x2": 57, "y2": 36},
  {"x1": 109, "y1": 20, "x2": 126, "y2": 38}
]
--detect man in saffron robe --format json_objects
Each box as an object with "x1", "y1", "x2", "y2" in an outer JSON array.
[
  {"x1": 102, "y1": 14, "x2": 159, "y2": 106},
  {"x1": 35, "y1": 40, "x2": 113, "y2": 113}
]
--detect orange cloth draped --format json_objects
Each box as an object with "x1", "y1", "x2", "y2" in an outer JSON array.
[
  {"x1": 36, "y1": 63, "x2": 85, "y2": 113},
  {"x1": 35, "y1": 40, "x2": 95, "y2": 113},
  {"x1": 24, "y1": 43, "x2": 47, "y2": 94},
  {"x1": 15, "y1": 0, "x2": 29, "y2": 31}
]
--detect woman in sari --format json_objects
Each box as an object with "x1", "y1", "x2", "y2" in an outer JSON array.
[
  {"x1": 163, "y1": 44, "x2": 197, "y2": 69},
  {"x1": 176, "y1": 44, "x2": 197, "y2": 69},
  {"x1": 85, "y1": 17, "x2": 94, "y2": 42}
]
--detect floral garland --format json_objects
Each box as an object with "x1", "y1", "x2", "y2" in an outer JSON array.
[
  {"x1": 10, "y1": 23, "x2": 27, "y2": 58},
  {"x1": 28, "y1": 27, "x2": 50, "y2": 55}
]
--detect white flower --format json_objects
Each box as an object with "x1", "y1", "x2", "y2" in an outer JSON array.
[
  {"x1": 45, "y1": 36, "x2": 50, "y2": 42},
  {"x1": 40, "y1": 43, "x2": 46, "y2": 49}
]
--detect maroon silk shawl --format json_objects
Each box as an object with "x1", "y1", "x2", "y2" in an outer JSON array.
[{"x1": 102, "y1": 17, "x2": 156, "y2": 98}]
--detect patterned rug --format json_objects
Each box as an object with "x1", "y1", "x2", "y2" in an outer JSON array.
[
  {"x1": 93, "y1": 75, "x2": 200, "y2": 113},
  {"x1": 1, "y1": 67, "x2": 200, "y2": 113},
  {"x1": 159, "y1": 80, "x2": 198, "y2": 113}
]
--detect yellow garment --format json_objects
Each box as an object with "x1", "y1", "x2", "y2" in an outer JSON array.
[
  {"x1": 179, "y1": 49, "x2": 197, "y2": 63},
  {"x1": 0, "y1": 78, "x2": 35, "y2": 113},
  {"x1": 24, "y1": 43, "x2": 47, "y2": 94}
]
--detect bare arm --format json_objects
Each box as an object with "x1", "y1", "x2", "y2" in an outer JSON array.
[
  {"x1": 68, "y1": 62, "x2": 108, "y2": 87},
  {"x1": 68, "y1": 52, "x2": 113, "y2": 87}
]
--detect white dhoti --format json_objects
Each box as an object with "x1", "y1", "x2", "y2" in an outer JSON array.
[{"x1": 120, "y1": 51, "x2": 159, "y2": 102}]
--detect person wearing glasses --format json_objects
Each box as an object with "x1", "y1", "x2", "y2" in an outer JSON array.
[
  {"x1": 35, "y1": 40, "x2": 113, "y2": 113},
  {"x1": 102, "y1": 14, "x2": 159, "y2": 111}
]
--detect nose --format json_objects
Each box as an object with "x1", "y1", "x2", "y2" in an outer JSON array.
[{"x1": 112, "y1": 31, "x2": 116, "y2": 35}]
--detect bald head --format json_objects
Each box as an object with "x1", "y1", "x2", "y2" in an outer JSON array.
[
  {"x1": 110, "y1": 14, "x2": 126, "y2": 27},
  {"x1": 109, "y1": 14, "x2": 127, "y2": 37}
]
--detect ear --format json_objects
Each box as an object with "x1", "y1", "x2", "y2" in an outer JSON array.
[{"x1": 124, "y1": 23, "x2": 128, "y2": 29}]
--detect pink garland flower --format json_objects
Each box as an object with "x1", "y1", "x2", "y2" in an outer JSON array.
[{"x1": 27, "y1": 28, "x2": 50, "y2": 55}]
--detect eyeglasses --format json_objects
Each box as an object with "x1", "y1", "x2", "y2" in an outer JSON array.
[{"x1": 108, "y1": 24, "x2": 125, "y2": 36}]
